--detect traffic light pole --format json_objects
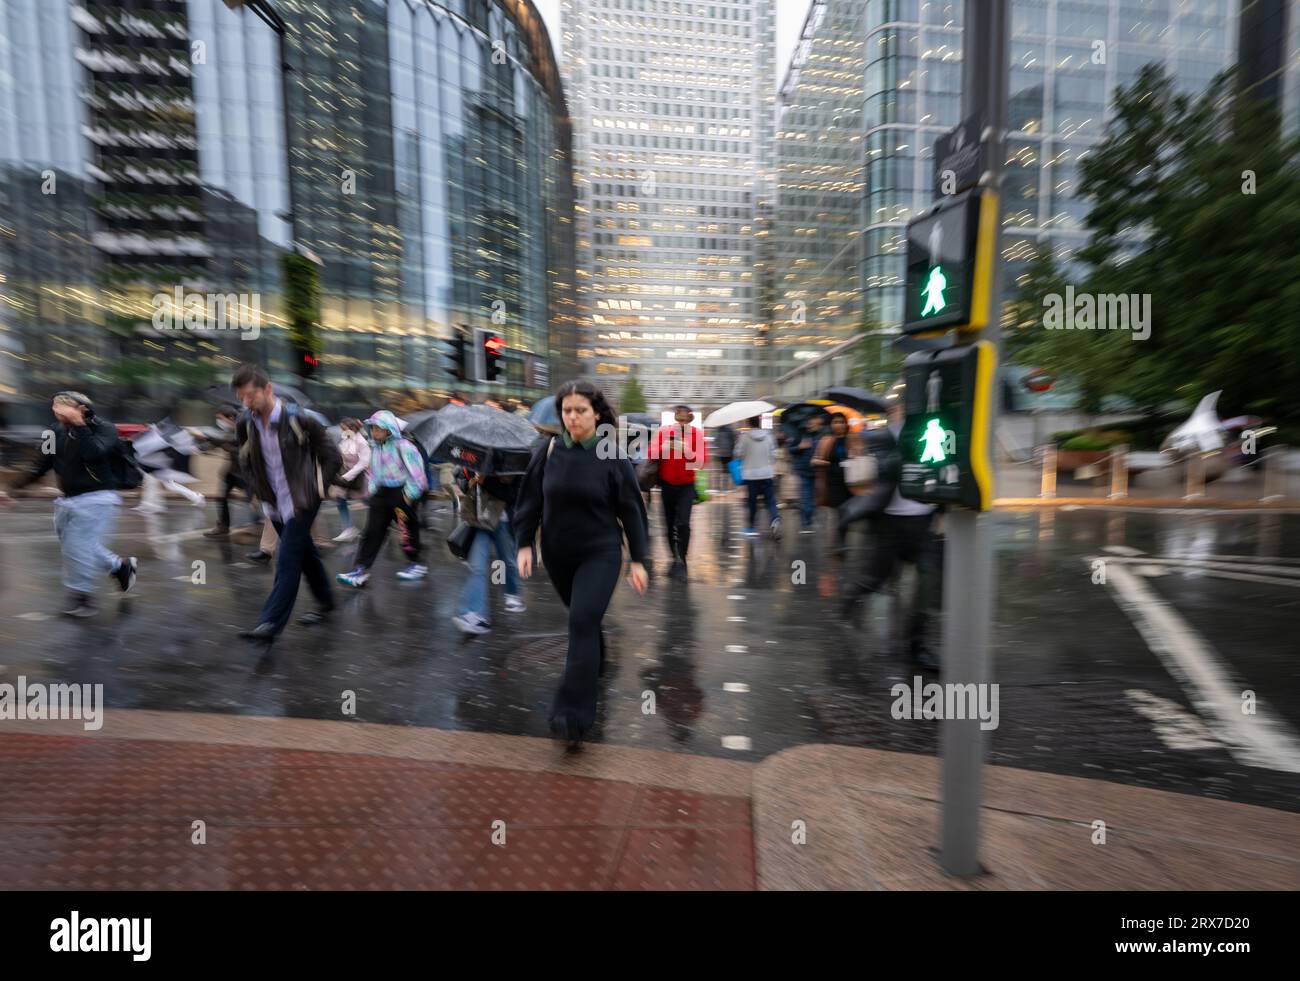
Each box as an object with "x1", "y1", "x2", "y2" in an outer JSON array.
[{"x1": 939, "y1": 0, "x2": 1007, "y2": 877}]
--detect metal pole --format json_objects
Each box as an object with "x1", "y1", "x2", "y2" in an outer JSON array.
[
  {"x1": 1040, "y1": 443, "x2": 1057, "y2": 498},
  {"x1": 1109, "y1": 444, "x2": 1129, "y2": 499},
  {"x1": 939, "y1": 0, "x2": 1007, "y2": 878}
]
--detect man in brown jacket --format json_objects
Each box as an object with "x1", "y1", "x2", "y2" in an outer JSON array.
[{"x1": 230, "y1": 364, "x2": 341, "y2": 644}]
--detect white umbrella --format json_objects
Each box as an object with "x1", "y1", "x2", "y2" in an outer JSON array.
[{"x1": 704, "y1": 400, "x2": 776, "y2": 428}]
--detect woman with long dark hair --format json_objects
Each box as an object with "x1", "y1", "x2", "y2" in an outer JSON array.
[{"x1": 514, "y1": 379, "x2": 650, "y2": 749}]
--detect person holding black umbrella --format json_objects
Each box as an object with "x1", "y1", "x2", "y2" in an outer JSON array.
[{"x1": 513, "y1": 379, "x2": 649, "y2": 749}]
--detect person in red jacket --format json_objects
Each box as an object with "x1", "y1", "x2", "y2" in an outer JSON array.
[{"x1": 654, "y1": 404, "x2": 707, "y2": 580}]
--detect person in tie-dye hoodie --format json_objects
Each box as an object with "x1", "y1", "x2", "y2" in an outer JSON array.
[{"x1": 337, "y1": 410, "x2": 429, "y2": 586}]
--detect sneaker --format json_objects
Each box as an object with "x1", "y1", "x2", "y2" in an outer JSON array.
[
  {"x1": 246, "y1": 550, "x2": 273, "y2": 564},
  {"x1": 452, "y1": 612, "x2": 491, "y2": 635},
  {"x1": 188, "y1": 495, "x2": 207, "y2": 508},
  {"x1": 336, "y1": 569, "x2": 370, "y2": 588},
  {"x1": 396, "y1": 563, "x2": 427, "y2": 581},
  {"x1": 504, "y1": 595, "x2": 526, "y2": 613},
  {"x1": 111, "y1": 556, "x2": 138, "y2": 593},
  {"x1": 333, "y1": 526, "x2": 360, "y2": 543},
  {"x1": 63, "y1": 593, "x2": 98, "y2": 618},
  {"x1": 742, "y1": 527, "x2": 758, "y2": 537}
]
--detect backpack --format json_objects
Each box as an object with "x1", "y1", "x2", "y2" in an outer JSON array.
[{"x1": 112, "y1": 438, "x2": 144, "y2": 490}]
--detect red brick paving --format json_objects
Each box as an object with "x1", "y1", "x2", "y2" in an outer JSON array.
[{"x1": 0, "y1": 734, "x2": 755, "y2": 890}]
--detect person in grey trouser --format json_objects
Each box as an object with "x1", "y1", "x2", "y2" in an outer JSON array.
[
  {"x1": 736, "y1": 416, "x2": 781, "y2": 538},
  {"x1": 0, "y1": 392, "x2": 139, "y2": 617}
]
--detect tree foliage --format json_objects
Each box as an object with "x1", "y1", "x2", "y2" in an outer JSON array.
[
  {"x1": 1008, "y1": 64, "x2": 1300, "y2": 422},
  {"x1": 619, "y1": 373, "x2": 648, "y2": 415}
]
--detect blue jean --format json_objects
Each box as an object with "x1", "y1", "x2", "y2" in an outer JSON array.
[
  {"x1": 258, "y1": 504, "x2": 333, "y2": 634},
  {"x1": 458, "y1": 518, "x2": 521, "y2": 620},
  {"x1": 745, "y1": 478, "x2": 778, "y2": 528},
  {"x1": 336, "y1": 498, "x2": 352, "y2": 529},
  {"x1": 53, "y1": 491, "x2": 122, "y2": 594},
  {"x1": 797, "y1": 471, "x2": 816, "y2": 527}
]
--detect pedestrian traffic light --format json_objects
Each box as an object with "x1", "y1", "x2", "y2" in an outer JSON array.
[
  {"x1": 902, "y1": 187, "x2": 998, "y2": 337},
  {"x1": 898, "y1": 340, "x2": 997, "y2": 510},
  {"x1": 475, "y1": 327, "x2": 505, "y2": 384},
  {"x1": 444, "y1": 328, "x2": 468, "y2": 381}
]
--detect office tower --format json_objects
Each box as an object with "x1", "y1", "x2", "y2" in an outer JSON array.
[{"x1": 562, "y1": 0, "x2": 776, "y2": 407}]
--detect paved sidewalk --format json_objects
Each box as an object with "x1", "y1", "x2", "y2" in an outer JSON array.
[{"x1": 3, "y1": 711, "x2": 1297, "y2": 890}]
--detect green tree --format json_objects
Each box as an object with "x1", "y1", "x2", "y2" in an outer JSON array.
[
  {"x1": 619, "y1": 373, "x2": 648, "y2": 415},
  {"x1": 281, "y1": 251, "x2": 322, "y2": 379},
  {"x1": 1016, "y1": 63, "x2": 1300, "y2": 422},
  {"x1": 850, "y1": 303, "x2": 901, "y2": 392}
]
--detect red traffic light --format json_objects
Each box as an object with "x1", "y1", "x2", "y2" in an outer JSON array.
[{"x1": 484, "y1": 336, "x2": 505, "y2": 354}]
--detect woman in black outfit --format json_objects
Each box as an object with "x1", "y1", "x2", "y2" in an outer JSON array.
[{"x1": 514, "y1": 380, "x2": 650, "y2": 749}]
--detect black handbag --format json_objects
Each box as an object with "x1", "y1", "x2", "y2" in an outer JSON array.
[
  {"x1": 636, "y1": 457, "x2": 660, "y2": 492},
  {"x1": 446, "y1": 520, "x2": 477, "y2": 560}
]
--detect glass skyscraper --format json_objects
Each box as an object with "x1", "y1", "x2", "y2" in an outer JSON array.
[
  {"x1": 561, "y1": 0, "x2": 776, "y2": 408},
  {"x1": 0, "y1": 0, "x2": 575, "y2": 420},
  {"x1": 771, "y1": 0, "x2": 1240, "y2": 384}
]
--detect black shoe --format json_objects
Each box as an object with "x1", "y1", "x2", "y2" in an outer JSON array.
[
  {"x1": 238, "y1": 622, "x2": 277, "y2": 641},
  {"x1": 296, "y1": 608, "x2": 333, "y2": 627},
  {"x1": 551, "y1": 716, "x2": 585, "y2": 751},
  {"x1": 837, "y1": 593, "x2": 860, "y2": 625},
  {"x1": 203, "y1": 525, "x2": 230, "y2": 538},
  {"x1": 246, "y1": 550, "x2": 272, "y2": 564},
  {"x1": 63, "y1": 593, "x2": 98, "y2": 618},
  {"x1": 111, "y1": 557, "x2": 138, "y2": 593},
  {"x1": 911, "y1": 646, "x2": 941, "y2": 672}
]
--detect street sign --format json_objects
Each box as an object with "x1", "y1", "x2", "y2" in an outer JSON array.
[
  {"x1": 932, "y1": 113, "x2": 988, "y2": 198},
  {"x1": 898, "y1": 341, "x2": 997, "y2": 510},
  {"x1": 901, "y1": 187, "x2": 998, "y2": 337}
]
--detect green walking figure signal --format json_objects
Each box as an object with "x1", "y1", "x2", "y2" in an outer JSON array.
[
  {"x1": 921, "y1": 266, "x2": 948, "y2": 317},
  {"x1": 919, "y1": 418, "x2": 949, "y2": 463}
]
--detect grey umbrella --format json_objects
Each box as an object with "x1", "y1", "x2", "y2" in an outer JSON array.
[
  {"x1": 405, "y1": 403, "x2": 540, "y2": 474},
  {"x1": 823, "y1": 386, "x2": 890, "y2": 415}
]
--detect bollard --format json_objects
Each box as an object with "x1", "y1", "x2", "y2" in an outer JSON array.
[
  {"x1": 1261, "y1": 446, "x2": 1286, "y2": 502},
  {"x1": 1184, "y1": 453, "x2": 1207, "y2": 500},
  {"x1": 1039, "y1": 444, "x2": 1057, "y2": 498},
  {"x1": 1109, "y1": 444, "x2": 1129, "y2": 499}
]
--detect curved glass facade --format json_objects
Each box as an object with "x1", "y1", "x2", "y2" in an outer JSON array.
[
  {"x1": 279, "y1": 0, "x2": 575, "y2": 400},
  {"x1": 0, "y1": 0, "x2": 574, "y2": 421}
]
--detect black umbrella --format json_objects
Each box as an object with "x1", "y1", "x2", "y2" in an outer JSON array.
[
  {"x1": 823, "y1": 386, "x2": 891, "y2": 415},
  {"x1": 405, "y1": 403, "x2": 539, "y2": 475},
  {"x1": 779, "y1": 401, "x2": 832, "y2": 442},
  {"x1": 203, "y1": 381, "x2": 332, "y2": 426}
]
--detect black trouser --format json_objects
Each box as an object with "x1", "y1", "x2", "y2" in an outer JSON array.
[
  {"x1": 545, "y1": 549, "x2": 622, "y2": 732},
  {"x1": 258, "y1": 503, "x2": 332, "y2": 633},
  {"x1": 848, "y1": 513, "x2": 942, "y2": 650},
  {"x1": 659, "y1": 479, "x2": 695, "y2": 560},
  {"x1": 355, "y1": 486, "x2": 421, "y2": 568},
  {"x1": 215, "y1": 468, "x2": 247, "y2": 529}
]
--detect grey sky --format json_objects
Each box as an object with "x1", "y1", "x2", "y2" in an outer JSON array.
[{"x1": 532, "y1": 0, "x2": 814, "y2": 92}]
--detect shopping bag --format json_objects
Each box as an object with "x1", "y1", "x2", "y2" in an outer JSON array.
[{"x1": 728, "y1": 458, "x2": 744, "y2": 487}]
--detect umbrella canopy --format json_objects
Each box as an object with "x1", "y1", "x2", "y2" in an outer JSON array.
[
  {"x1": 624, "y1": 412, "x2": 658, "y2": 429},
  {"x1": 527, "y1": 396, "x2": 561, "y2": 435},
  {"x1": 704, "y1": 400, "x2": 776, "y2": 429},
  {"x1": 405, "y1": 403, "x2": 539, "y2": 475},
  {"x1": 777, "y1": 401, "x2": 833, "y2": 442},
  {"x1": 823, "y1": 386, "x2": 891, "y2": 415},
  {"x1": 203, "y1": 382, "x2": 331, "y2": 426}
]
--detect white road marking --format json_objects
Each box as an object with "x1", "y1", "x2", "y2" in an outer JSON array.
[
  {"x1": 1125, "y1": 689, "x2": 1221, "y2": 751},
  {"x1": 1103, "y1": 545, "x2": 1146, "y2": 556},
  {"x1": 725, "y1": 645, "x2": 748, "y2": 653},
  {"x1": 723, "y1": 683, "x2": 750, "y2": 693},
  {"x1": 721, "y1": 735, "x2": 752, "y2": 750},
  {"x1": 1103, "y1": 561, "x2": 1300, "y2": 773},
  {"x1": 15, "y1": 612, "x2": 53, "y2": 621}
]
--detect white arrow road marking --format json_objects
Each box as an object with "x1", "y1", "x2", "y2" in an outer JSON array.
[
  {"x1": 1103, "y1": 545, "x2": 1146, "y2": 556},
  {"x1": 1103, "y1": 561, "x2": 1300, "y2": 773}
]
